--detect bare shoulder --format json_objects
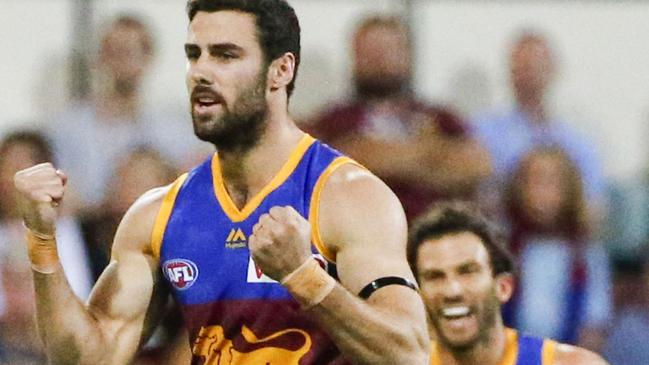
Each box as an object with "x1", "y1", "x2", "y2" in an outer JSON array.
[
  {"x1": 318, "y1": 163, "x2": 407, "y2": 251},
  {"x1": 553, "y1": 343, "x2": 610, "y2": 365},
  {"x1": 111, "y1": 184, "x2": 173, "y2": 257},
  {"x1": 321, "y1": 163, "x2": 405, "y2": 221},
  {"x1": 324, "y1": 160, "x2": 388, "y2": 186},
  {"x1": 316, "y1": 155, "x2": 419, "y2": 301}
]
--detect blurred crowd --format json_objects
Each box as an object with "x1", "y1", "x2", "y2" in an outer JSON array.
[{"x1": 0, "y1": 11, "x2": 647, "y2": 365}]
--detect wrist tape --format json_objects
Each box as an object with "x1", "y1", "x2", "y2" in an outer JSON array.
[
  {"x1": 281, "y1": 259, "x2": 336, "y2": 309},
  {"x1": 25, "y1": 229, "x2": 60, "y2": 274}
]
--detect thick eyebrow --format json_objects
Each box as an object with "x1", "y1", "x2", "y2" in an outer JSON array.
[
  {"x1": 457, "y1": 261, "x2": 482, "y2": 273},
  {"x1": 207, "y1": 43, "x2": 245, "y2": 54},
  {"x1": 419, "y1": 267, "x2": 445, "y2": 278},
  {"x1": 184, "y1": 43, "x2": 200, "y2": 54},
  {"x1": 419, "y1": 260, "x2": 482, "y2": 277}
]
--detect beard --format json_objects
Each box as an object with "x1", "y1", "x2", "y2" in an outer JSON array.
[
  {"x1": 192, "y1": 73, "x2": 268, "y2": 154},
  {"x1": 430, "y1": 289, "x2": 501, "y2": 353},
  {"x1": 114, "y1": 76, "x2": 139, "y2": 98},
  {"x1": 354, "y1": 73, "x2": 410, "y2": 99}
]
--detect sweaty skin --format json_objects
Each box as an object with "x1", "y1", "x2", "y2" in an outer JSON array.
[{"x1": 13, "y1": 8, "x2": 429, "y2": 365}]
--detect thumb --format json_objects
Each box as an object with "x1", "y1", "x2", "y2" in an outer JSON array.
[{"x1": 56, "y1": 169, "x2": 68, "y2": 187}]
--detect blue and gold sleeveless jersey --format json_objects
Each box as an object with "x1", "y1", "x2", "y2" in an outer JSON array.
[
  {"x1": 151, "y1": 134, "x2": 357, "y2": 365},
  {"x1": 430, "y1": 328, "x2": 558, "y2": 365}
]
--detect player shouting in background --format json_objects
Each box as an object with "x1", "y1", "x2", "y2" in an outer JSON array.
[{"x1": 408, "y1": 203, "x2": 609, "y2": 365}]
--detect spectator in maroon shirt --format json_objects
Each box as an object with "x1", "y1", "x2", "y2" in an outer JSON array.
[{"x1": 307, "y1": 15, "x2": 491, "y2": 222}]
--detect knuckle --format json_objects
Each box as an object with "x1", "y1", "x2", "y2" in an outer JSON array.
[
  {"x1": 248, "y1": 235, "x2": 258, "y2": 248},
  {"x1": 285, "y1": 217, "x2": 299, "y2": 229}
]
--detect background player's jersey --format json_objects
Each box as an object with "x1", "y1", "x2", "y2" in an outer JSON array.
[
  {"x1": 152, "y1": 134, "x2": 357, "y2": 365},
  {"x1": 430, "y1": 328, "x2": 558, "y2": 365}
]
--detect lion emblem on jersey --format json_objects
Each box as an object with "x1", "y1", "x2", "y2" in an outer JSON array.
[{"x1": 192, "y1": 324, "x2": 312, "y2": 364}]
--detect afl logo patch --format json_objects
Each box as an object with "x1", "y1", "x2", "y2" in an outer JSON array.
[{"x1": 163, "y1": 259, "x2": 199, "y2": 290}]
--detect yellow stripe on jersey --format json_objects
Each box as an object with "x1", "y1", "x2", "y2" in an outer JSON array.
[
  {"x1": 501, "y1": 328, "x2": 519, "y2": 365},
  {"x1": 309, "y1": 156, "x2": 361, "y2": 263},
  {"x1": 542, "y1": 339, "x2": 557, "y2": 365},
  {"x1": 151, "y1": 173, "x2": 188, "y2": 260},
  {"x1": 212, "y1": 134, "x2": 316, "y2": 222}
]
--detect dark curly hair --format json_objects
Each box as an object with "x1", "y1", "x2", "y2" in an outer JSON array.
[
  {"x1": 186, "y1": 0, "x2": 301, "y2": 97},
  {"x1": 407, "y1": 201, "x2": 514, "y2": 280}
]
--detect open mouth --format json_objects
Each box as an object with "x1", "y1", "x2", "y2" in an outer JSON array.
[
  {"x1": 197, "y1": 97, "x2": 218, "y2": 107},
  {"x1": 435, "y1": 305, "x2": 481, "y2": 343},
  {"x1": 439, "y1": 306, "x2": 476, "y2": 329},
  {"x1": 192, "y1": 87, "x2": 224, "y2": 115},
  {"x1": 441, "y1": 306, "x2": 471, "y2": 319},
  {"x1": 194, "y1": 98, "x2": 221, "y2": 114}
]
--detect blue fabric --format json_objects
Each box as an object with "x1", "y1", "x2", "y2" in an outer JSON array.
[
  {"x1": 473, "y1": 107, "x2": 605, "y2": 202},
  {"x1": 515, "y1": 238, "x2": 612, "y2": 343},
  {"x1": 561, "y1": 269, "x2": 586, "y2": 343},
  {"x1": 516, "y1": 333, "x2": 545, "y2": 365},
  {"x1": 159, "y1": 139, "x2": 341, "y2": 305},
  {"x1": 602, "y1": 308, "x2": 649, "y2": 365}
]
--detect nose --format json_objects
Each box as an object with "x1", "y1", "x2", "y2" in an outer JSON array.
[
  {"x1": 188, "y1": 55, "x2": 214, "y2": 86},
  {"x1": 441, "y1": 277, "x2": 464, "y2": 300}
]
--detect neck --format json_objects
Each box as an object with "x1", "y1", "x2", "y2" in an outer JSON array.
[
  {"x1": 96, "y1": 87, "x2": 140, "y2": 122},
  {"x1": 516, "y1": 94, "x2": 547, "y2": 124},
  {"x1": 436, "y1": 323, "x2": 509, "y2": 365},
  {"x1": 218, "y1": 106, "x2": 304, "y2": 209}
]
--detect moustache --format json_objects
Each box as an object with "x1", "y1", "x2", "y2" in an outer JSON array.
[{"x1": 191, "y1": 85, "x2": 226, "y2": 105}]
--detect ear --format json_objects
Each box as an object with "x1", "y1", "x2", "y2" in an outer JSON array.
[
  {"x1": 494, "y1": 273, "x2": 515, "y2": 304},
  {"x1": 267, "y1": 52, "x2": 296, "y2": 92}
]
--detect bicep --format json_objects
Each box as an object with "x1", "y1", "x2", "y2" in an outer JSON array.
[
  {"x1": 319, "y1": 166, "x2": 421, "y2": 306},
  {"x1": 85, "y1": 187, "x2": 171, "y2": 357},
  {"x1": 86, "y1": 249, "x2": 165, "y2": 339},
  {"x1": 334, "y1": 211, "x2": 414, "y2": 297},
  {"x1": 335, "y1": 234, "x2": 424, "y2": 319}
]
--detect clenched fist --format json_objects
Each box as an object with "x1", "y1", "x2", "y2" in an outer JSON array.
[
  {"x1": 13, "y1": 163, "x2": 67, "y2": 235},
  {"x1": 249, "y1": 206, "x2": 313, "y2": 281}
]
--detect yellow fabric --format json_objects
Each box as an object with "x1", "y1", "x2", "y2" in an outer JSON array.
[
  {"x1": 26, "y1": 230, "x2": 59, "y2": 274},
  {"x1": 542, "y1": 338, "x2": 557, "y2": 365},
  {"x1": 308, "y1": 156, "x2": 359, "y2": 263},
  {"x1": 151, "y1": 173, "x2": 189, "y2": 259},
  {"x1": 281, "y1": 259, "x2": 336, "y2": 309},
  {"x1": 211, "y1": 134, "x2": 315, "y2": 222}
]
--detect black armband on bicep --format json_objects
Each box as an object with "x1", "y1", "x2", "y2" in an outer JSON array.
[{"x1": 357, "y1": 276, "x2": 418, "y2": 300}]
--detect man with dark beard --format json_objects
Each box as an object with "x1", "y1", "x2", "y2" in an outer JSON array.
[
  {"x1": 307, "y1": 15, "x2": 491, "y2": 222},
  {"x1": 12, "y1": 1, "x2": 429, "y2": 365},
  {"x1": 407, "y1": 202, "x2": 609, "y2": 365}
]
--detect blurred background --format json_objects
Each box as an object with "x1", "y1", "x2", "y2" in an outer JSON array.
[{"x1": 1, "y1": 0, "x2": 649, "y2": 364}]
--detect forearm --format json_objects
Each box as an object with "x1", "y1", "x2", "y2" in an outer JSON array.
[
  {"x1": 28, "y1": 231, "x2": 142, "y2": 365},
  {"x1": 23, "y1": 227, "x2": 109, "y2": 364},
  {"x1": 14, "y1": 164, "x2": 162, "y2": 365},
  {"x1": 33, "y1": 268, "x2": 108, "y2": 365},
  {"x1": 333, "y1": 136, "x2": 491, "y2": 194},
  {"x1": 278, "y1": 259, "x2": 428, "y2": 364},
  {"x1": 329, "y1": 137, "x2": 398, "y2": 176},
  {"x1": 306, "y1": 284, "x2": 429, "y2": 365},
  {"x1": 333, "y1": 138, "x2": 429, "y2": 184},
  {"x1": 421, "y1": 139, "x2": 492, "y2": 191}
]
